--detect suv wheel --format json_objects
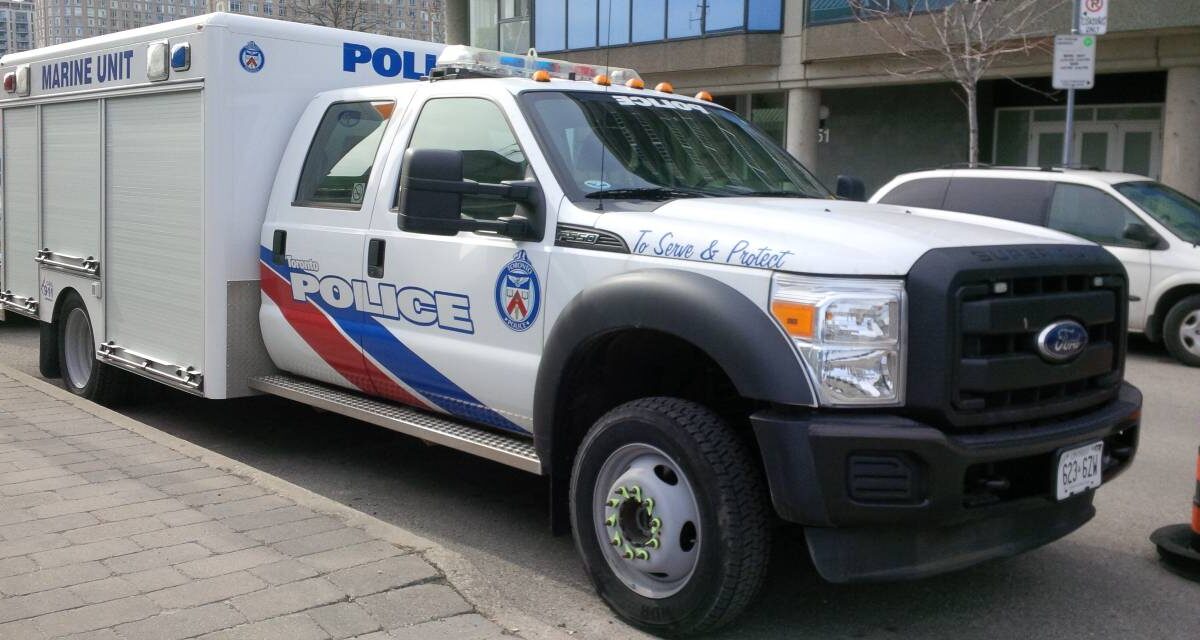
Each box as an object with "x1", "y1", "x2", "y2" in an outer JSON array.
[
  {"x1": 1164, "y1": 294, "x2": 1200, "y2": 367},
  {"x1": 569, "y1": 397, "x2": 770, "y2": 635}
]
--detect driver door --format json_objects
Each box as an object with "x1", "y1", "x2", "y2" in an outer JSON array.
[
  {"x1": 1046, "y1": 183, "x2": 1152, "y2": 328},
  {"x1": 362, "y1": 95, "x2": 547, "y2": 434}
]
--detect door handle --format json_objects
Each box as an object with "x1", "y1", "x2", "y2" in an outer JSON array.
[
  {"x1": 271, "y1": 230, "x2": 287, "y2": 265},
  {"x1": 368, "y1": 239, "x2": 385, "y2": 278}
]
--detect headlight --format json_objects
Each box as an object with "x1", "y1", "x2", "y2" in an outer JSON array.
[{"x1": 770, "y1": 274, "x2": 906, "y2": 406}]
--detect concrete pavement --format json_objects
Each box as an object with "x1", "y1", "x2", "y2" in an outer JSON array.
[{"x1": 0, "y1": 363, "x2": 559, "y2": 640}]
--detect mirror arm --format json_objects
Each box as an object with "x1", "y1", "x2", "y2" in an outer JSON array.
[{"x1": 406, "y1": 177, "x2": 539, "y2": 204}]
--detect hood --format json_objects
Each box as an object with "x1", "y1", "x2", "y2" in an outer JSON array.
[{"x1": 591, "y1": 197, "x2": 1089, "y2": 276}]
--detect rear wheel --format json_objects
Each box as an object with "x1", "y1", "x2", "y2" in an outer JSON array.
[
  {"x1": 570, "y1": 397, "x2": 771, "y2": 636},
  {"x1": 1163, "y1": 294, "x2": 1200, "y2": 367},
  {"x1": 56, "y1": 293, "x2": 132, "y2": 404}
]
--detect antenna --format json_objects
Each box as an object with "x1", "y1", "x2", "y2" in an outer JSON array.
[{"x1": 597, "y1": 0, "x2": 615, "y2": 212}]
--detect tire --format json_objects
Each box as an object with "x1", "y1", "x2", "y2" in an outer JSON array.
[
  {"x1": 56, "y1": 293, "x2": 133, "y2": 404},
  {"x1": 1163, "y1": 294, "x2": 1200, "y2": 367},
  {"x1": 569, "y1": 397, "x2": 771, "y2": 636}
]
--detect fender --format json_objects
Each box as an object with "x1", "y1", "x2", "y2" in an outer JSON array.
[
  {"x1": 1145, "y1": 274, "x2": 1200, "y2": 341},
  {"x1": 533, "y1": 268, "x2": 816, "y2": 466}
]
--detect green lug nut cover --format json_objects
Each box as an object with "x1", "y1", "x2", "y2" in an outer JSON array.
[
  {"x1": 606, "y1": 498, "x2": 620, "y2": 507},
  {"x1": 634, "y1": 548, "x2": 650, "y2": 560},
  {"x1": 646, "y1": 537, "x2": 660, "y2": 549},
  {"x1": 623, "y1": 544, "x2": 635, "y2": 559},
  {"x1": 631, "y1": 485, "x2": 642, "y2": 502},
  {"x1": 643, "y1": 497, "x2": 654, "y2": 516},
  {"x1": 611, "y1": 533, "x2": 622, "y2": 546},
  {"x1": 605, "y1": 514, "x2": 617, "y2": 526}
]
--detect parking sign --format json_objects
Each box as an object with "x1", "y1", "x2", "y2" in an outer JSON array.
[
  {"x1": 1080, "y1": 0, "x2": 1108, "y2": 35},
  {"x1": 1053, "y1": 35, "x2": 1096, "y2": 90}
]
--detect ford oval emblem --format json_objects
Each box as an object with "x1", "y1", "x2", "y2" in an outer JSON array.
[{"x1": 1036, "y1": 319, "x2": 1089, "y2": 363}]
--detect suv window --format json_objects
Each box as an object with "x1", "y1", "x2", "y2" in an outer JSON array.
[
  {"x1": 296, "y1": 101, "x2": 395, "y2": 209},
  {"x1": 406, "y1": 98, "x2": 528, "y2": 221},
  {"x1": 942, "y1": 178, "x2": 1053, "y2": 225},
  {"x1": 877, "y1": 177, "x2": 949, "y2": 209},
  {"x1": 1048, "y1": 183, "x2": 1144, "y2": 247}
]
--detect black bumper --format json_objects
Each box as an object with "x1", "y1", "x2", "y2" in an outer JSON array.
[{"x1": 752, "y1": 383, "x2": 1142, "y2": 583}]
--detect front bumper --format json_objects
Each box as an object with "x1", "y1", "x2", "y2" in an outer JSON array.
[{"x1": 753, "y1": 382, "x2": 1142, "y2": 583}]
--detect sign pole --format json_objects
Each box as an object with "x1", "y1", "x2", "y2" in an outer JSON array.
[{"x1": 1061, "y1": 0, "x2": 1082, "y2": 167}]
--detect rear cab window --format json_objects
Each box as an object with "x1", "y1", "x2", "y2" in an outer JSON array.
[
  {"x1": 295, "y1": 100, "x2": 396, "y2": 209},
  {"x1": 942, "y1": 178, "x2": 1054, "y2": 226}
]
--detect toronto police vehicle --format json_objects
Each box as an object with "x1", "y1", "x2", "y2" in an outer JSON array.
[{"x1": 0, "y1": 13, "x2": 1142, "y2": 635}]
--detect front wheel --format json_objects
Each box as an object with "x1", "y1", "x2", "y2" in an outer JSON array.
[
  {"x1": 57, "y1": 293, "x2": 132, "y2": 404},
  {"x1": 570, "y1": 397, "x2": 771, "y2": 636},
  {"x1": 1163, "y1": 294, "x2": 1200, "y2": 367}
]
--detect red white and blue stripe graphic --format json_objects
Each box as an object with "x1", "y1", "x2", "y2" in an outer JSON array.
[{"x1": 259, "y1": 246, "x2": 526, "y2": 434}]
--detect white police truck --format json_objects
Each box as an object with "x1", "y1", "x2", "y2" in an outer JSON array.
[{"x1": 0, "y1": 13, "x2": 1142, "y2": 635}]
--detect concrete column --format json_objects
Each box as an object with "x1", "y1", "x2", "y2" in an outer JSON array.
[
  {"x1": 443, "y1": 0, "x2": 471, "y2": 45},
  {"x1": 785, "y1": 87, "x2": 821, "y2": 170},
  {"x1": 1162, "y1": 66, "x2": 1200, "y2": 199}
]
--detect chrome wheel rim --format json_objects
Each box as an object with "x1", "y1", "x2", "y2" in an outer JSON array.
[
  {"x1": 592, "y1": 443, "x2": 701, "y2": 599},
  {"x1": 63, "y1": 308, "x2": 94, "y2": 390},
  {"x1": 1182, "y1": 311, "x2": 1200, "y2": 357}
]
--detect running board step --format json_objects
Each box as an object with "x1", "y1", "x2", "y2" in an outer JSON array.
[{"x1": 248, "y1": 375, "x2": 542, "y2": 475}]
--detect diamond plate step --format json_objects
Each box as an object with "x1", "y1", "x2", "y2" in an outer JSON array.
[{"x1": 248, "y1": 374, "x2": 542, "y2": 474}]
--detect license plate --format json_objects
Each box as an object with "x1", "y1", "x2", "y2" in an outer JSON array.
[{"x1": 1055, "y1": 441, "x2": 1104, "y2": 501}]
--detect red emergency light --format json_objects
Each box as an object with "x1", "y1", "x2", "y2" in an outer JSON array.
[{"x1": 3, "y1": 73, "x2": 14, "y2": 94}]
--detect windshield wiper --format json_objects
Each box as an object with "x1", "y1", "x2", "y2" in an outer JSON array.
[
  {"x1": 584, "y1": 187, "x2": 708, "y2": 201},
  {"x1": 722, "y1": 190, "x2": 821, "y2": 199}
]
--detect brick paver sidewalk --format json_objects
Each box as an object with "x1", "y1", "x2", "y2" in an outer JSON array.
[{"x1": 0, "y1": 369, "x2": 522, "y2": 640}]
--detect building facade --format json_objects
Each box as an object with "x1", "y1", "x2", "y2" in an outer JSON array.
[
  {"x1": 33, "y1": 0, "x2": 444, "y2": 48},
  {"x1": 446, "y1": 0, "x2": 1200, "y2": 200},
  {"x1": 0, "y1": 0, "x2": 34, "y2": 56}
]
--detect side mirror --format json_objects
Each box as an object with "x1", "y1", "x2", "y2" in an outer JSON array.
[
  {"x1": 1123, "y1": 222, "x2": 1161, "y2": 248},
  {"x1": 397, "y1": 148, "x2": 540, "y2": 239},
  {"x1": 398, "y1": 149, "x2": 463, "y2": 236},
  {"x1": 835, "y1": 175, "x2": 866, "y2": 202}
]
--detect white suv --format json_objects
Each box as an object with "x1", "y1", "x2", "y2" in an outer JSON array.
[{"x1": 872, "y1": 168, "x2": 1200, "y2": 365}]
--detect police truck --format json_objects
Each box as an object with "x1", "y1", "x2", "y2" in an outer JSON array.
[{"x1": 0, "y1": 13, "x2": 1142, "y2": 635}]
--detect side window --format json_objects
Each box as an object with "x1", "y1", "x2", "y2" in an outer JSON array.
[
  {"x1": 877, "y1": 177, "x2": 949, "y2": 209},
  {"x1": 1047, "y1": 184, "x2": 1144, "y2": 247},
  {"x1": 942, "y1": 178, "x2": 1053, "y2": 225},
  {"x1": 406, "y1": 98, "x2": 528, "y2": 221},
  {"x1": 295, "y1": 101, "x2": 395, "y2": 209}
]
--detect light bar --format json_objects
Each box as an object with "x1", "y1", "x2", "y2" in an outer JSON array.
[{"x1": 433, "y1": 45, "x2": 641, "y2": 86}]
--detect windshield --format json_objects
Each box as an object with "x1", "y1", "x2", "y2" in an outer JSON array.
[
  {"x1": 1115, "y1": 181, "x2": 1200, "y2": 244},
  {"x1": 520, "y1": 91, "x2": 830, "y2": 202}
]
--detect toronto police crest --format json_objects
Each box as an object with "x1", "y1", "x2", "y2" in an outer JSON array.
[
  {"x1": 495, "y1": 250, "x2": 540, "y2": 332},
  {"x1": 239, "y1": 41, "x2": 264, "y2": 73},
  {"x1": 1036, "y1": 319, "x2": 1089, "y2": 363}
]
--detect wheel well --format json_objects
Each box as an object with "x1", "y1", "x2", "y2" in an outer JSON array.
[
  {"x1": 1151, "y1": 285, "x2": 1200, "y2": 341},
  {"x1": 547, "y1": 329, "x2": 758, "y2": 532}
]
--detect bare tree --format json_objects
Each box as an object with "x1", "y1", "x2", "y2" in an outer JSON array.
[
  {"x1": 289, "y1": 0, "x2": 384, "y2": 32},
  {"x1": 847, "y1": 0, "x2": 1068, "y2": 166}
]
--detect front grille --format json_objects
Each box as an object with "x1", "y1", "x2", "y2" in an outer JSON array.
[
  {"x1": 953, "y1": 273, "x2": 1123, "y2": 421},
  {"x1": 904, "y1": 244, "x2": 1128, "y2": 431}
]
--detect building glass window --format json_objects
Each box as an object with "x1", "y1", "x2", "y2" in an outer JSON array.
[
  {"x1": 534, "y1": 0, "x2": 565, "y2": 51},
  {"x1": 597, "y1": 0, "x2": 629, "y2": 46},
  {"x1": 746, "y1": 0, "x2": 779, "y2": 28},
  {"x1": 535, "y1": 0, "x2": 777, "y2": 52},
  {"x1": 631, "y1": 0, "x2": 665, "y2": 41},
  {"x1": 471, "y1": 0, "x2": 499, "y2": 48},
  {"x1": 705, "y1": 0, "x2": 743, "y2": 32},
  {"x1": 567, "y1": 0, "x2": 596, "y2": 48},
  {"x1": 666, "y1": 0, "x2": 699, "y2": 38}
]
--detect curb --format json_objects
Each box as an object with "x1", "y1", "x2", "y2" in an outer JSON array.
[{"x1": 0, "y1": 362, "x2": 573, "y2": 640}]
